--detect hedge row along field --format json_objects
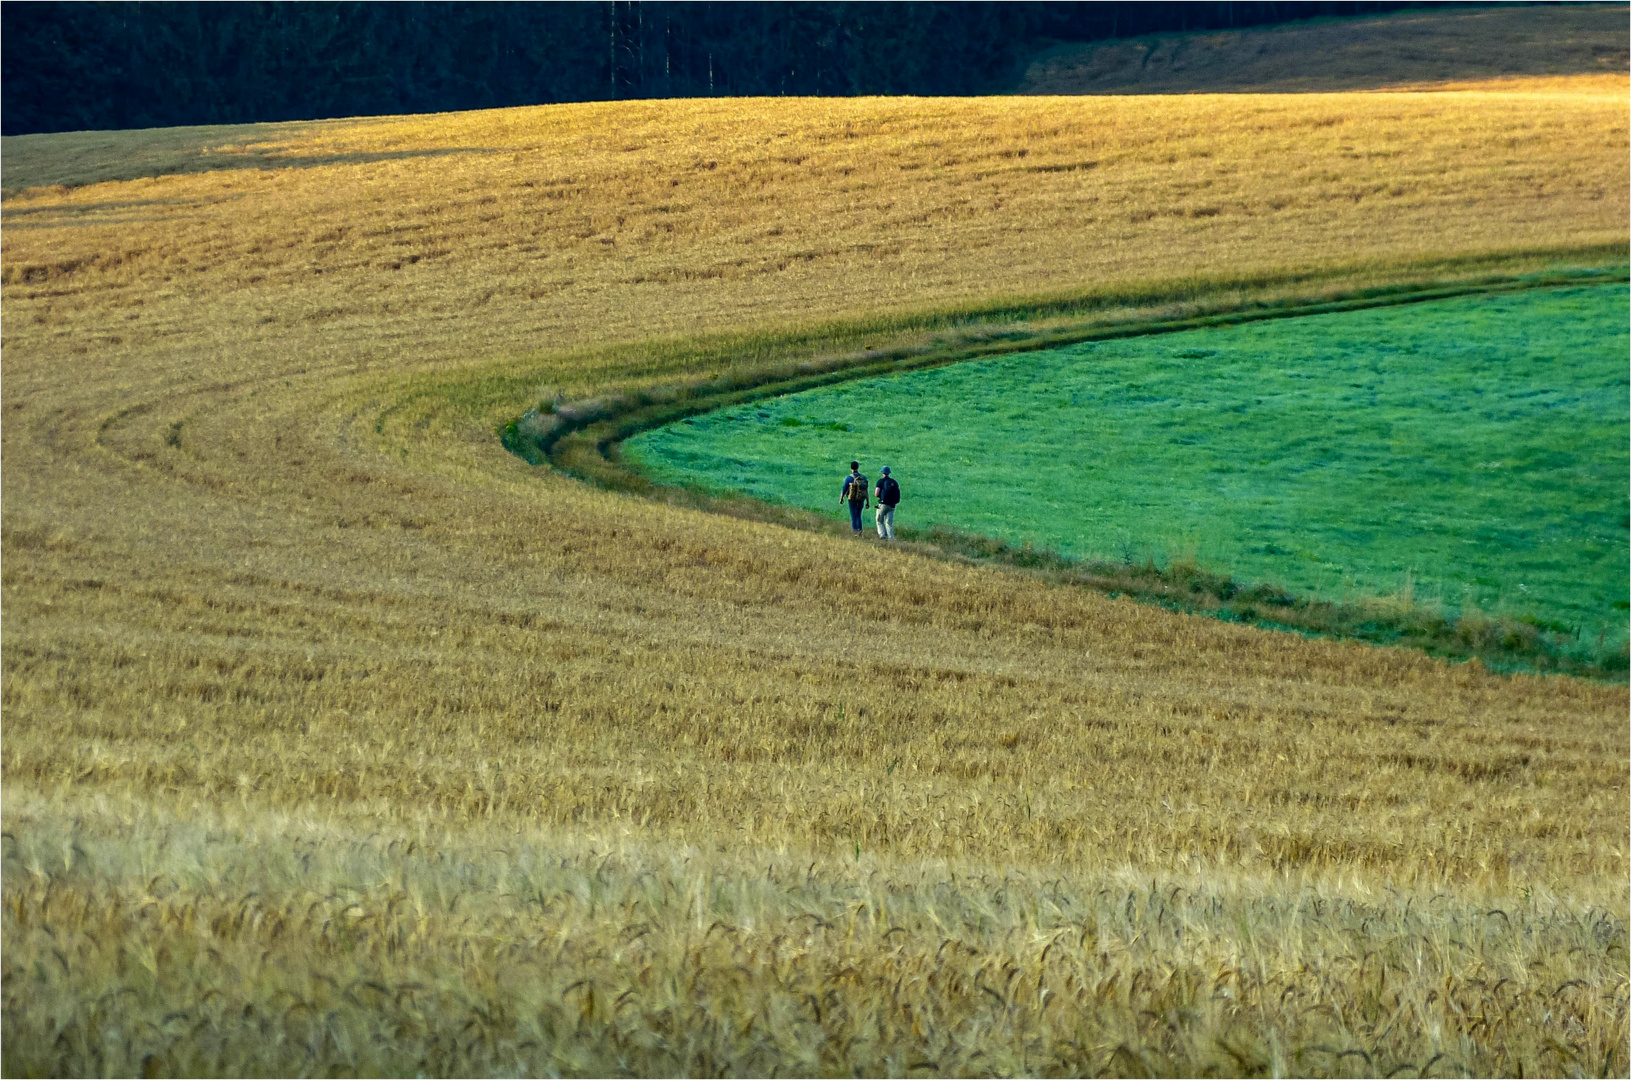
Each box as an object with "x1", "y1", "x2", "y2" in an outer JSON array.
[
  {"x1": 627, "y1": 282, "x2": 1630, "y2": 651},
  {"x1": 3, "y1": 69, "x2": 1628, "y2": 1075}
]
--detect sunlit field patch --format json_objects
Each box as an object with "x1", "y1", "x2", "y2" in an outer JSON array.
[
  {"x1": 3, "y1": 72, "x2": 1627, "y2": 1076},
  {"x1": 627, "y1": 284, "x2": 1630, "y2": 640}
]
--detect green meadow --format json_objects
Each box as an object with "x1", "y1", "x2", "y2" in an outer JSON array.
[{"x1": 626, "y1": 284, "x2": 1630, "y2": 640}]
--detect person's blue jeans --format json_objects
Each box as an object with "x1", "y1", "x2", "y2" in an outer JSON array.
[{"x1": 848, "y1": 502, "x2": 865, "y2": 532}]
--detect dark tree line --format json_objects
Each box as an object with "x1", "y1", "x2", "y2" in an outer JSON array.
[{"x1": 4, "y1": 2, "x2": 1453, "y2": 136}]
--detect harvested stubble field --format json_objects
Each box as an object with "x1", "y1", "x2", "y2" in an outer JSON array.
[{"x1": 2, "y1": 74, "x2": 1629, "y2": 1076}]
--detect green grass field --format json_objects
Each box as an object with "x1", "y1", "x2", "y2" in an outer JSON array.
[{"x1": 627, "y1": 283, "x2": 1630, "y2": 640}]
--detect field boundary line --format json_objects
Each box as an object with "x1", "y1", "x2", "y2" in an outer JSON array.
[
  {"x1": 500, "y1": 255, "x2": 1629, "y2": 679},
  {"x1": 517, "y1": 259, "x2": 1627, "y2": 485}
]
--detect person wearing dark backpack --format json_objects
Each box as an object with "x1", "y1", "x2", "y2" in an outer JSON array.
[
  {"x1": 874, "y1": 466, "x2": 900, "y2": 540},
  {"x1": 840, "y1": 461, "x2": 869, "y2": 536}
]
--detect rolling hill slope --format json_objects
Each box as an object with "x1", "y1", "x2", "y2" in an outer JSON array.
[{"x1": 2, "y1": 77, "x2": 1627, "y2": 1075}]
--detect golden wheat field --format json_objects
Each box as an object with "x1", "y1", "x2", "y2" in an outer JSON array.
[{"x1": 2, "y1": 73, "x2": 1629, "y2": 1076}]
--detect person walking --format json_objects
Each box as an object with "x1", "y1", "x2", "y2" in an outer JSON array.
[
  {"x1": 874, "y1": 466, "x2": 900, "y2": 540},
  {"x1": 840, "y1": 461, "x2": 869, "y2": 536}
]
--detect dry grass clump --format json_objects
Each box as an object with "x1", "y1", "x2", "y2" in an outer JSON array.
[{"x1": 2, "y1": 78, "x2": 1628, "y2": 1073}]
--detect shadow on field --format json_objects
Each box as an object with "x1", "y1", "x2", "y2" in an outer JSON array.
[
  {"x1": 0, "y1": 129, "x2": 500, "y2": 195},
  {"x1": 1016, "y1": 4, "x2": 1629, "y2": 95}
]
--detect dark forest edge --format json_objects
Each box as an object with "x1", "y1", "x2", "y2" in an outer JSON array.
[
  {"x1": 6, "y1": 1, "x2": 1452, "y2": 135},
  {"x1": 499, "y1": 246, "x2": 1630, "y2": 681}
]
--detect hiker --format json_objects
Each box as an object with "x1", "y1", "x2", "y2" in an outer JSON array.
[
  {"x1": 874, "y1": 466, "x2": 900, "y2": 540},
  {"x1": 840, "y1": 461, "x2": 869, "y2": 536}
]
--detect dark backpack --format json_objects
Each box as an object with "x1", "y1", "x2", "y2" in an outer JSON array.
[{"x1": 878, "y1": 476, "x2": 899, "y2": 504}]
